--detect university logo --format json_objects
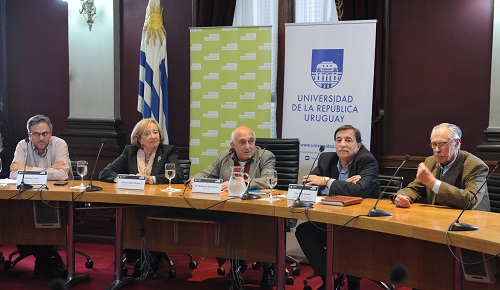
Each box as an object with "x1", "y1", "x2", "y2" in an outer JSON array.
[{"x1": 311, "y1": 49, "x2": 344, "y2": 89}]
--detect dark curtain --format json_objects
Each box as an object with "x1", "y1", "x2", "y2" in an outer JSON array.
[
  {"x1": 0, "y1": 0, "x2": 5, "y2": 117},
  {"x1": 338, "y1": 0, "x2": 384, "y2": 160},
  {"x1": 196, "y1": 0, "x2": 236, "y2": 27}
]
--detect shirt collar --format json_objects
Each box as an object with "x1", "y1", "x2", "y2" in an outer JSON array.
[
  {"x1": 439, "y1": 150, "x2": 459, "y2": 175},
  {"x1": 337, "y1": 158, "x2": 353, "y2": 174},
  {"x1": 30, "y1": 139, "x2": 50, "y2": 157}
]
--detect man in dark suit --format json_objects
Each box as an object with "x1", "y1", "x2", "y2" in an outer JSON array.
[
  {"x1": 295, "y1": 124, "x2": 380, "y2": 290},
  {"x1": 394, "y1": 123, "x2": 490, "y2": 211}
]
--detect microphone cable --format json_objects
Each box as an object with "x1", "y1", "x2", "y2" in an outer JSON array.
[
  {"x1": 16, "y1": 184, "x2": 44, "y2": 200},
  {"x1": 0, "y1": 191, "x2": 22, "y2": 206},
  {"x1": 302, "y1": 205, "x2": 364, "y2": 233},
  {"x1": 39, "y1": 188, "x2": 86, "y2": 210},
  {"x1": 444, "y1": 226, "x2": 500, "y2": 266},
  {"x1": 225, "y1": 214, "x2": 245, "y2": 290}
]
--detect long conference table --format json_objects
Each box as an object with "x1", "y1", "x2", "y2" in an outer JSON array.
[{"x1": 1, "y1": 180, "x2": 500, "y2": 290}]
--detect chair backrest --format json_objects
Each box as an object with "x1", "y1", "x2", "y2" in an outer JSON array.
[
  {"x1": 487, "y1": 173, "x2": 500, "y2": 213},
  {"x1": 379, "y1": 174, "x2": 404, "y2": 199},
  {"x1": 71, "y1": 160, "x2": 78, "y2": 180},
  {"x1": 255, "y1": 138, "x2": 300, "y2": 190},
  {"x1": 178, "y1": 159, "x2": 191, "y2": 183}
]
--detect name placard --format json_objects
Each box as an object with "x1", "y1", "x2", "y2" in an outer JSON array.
[
  {"x1": 192, "y1": 178, "x2": 223, "y2": 194},
  {"x1": 16, "y1": 171, "x2": 48, "y2": 186},
  {"x1": 117, "y1": 174, "x2": 146, "y2": 190},
  {"x1": 287, "y1": 184, "x2": 318, "y2": 202}
]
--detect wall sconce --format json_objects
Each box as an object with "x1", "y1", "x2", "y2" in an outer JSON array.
[{"x1": 80, "y1": 0, "x2": 97, "y2": 31}]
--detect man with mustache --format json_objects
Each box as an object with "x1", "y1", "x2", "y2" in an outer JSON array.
[
  {"x1": 394, "y1": 123, "x2": 490, "y2": 211},
  {"x1": 9, "y1": 114, "x2": 71, "y2": 278},
  {"x1": 193, "y1": 125, "x2": 275, "y2": 190},
  {"x1": 295, "y1": 124, "x2": 380, "y2": 290},
  {"x1": 192, "y1": 125, "x2": 277, "y2": 287}
]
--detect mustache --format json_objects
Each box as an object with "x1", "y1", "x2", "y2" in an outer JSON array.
[{"x1": 434, "y1": 152, "x2": 445, "y2": 157}]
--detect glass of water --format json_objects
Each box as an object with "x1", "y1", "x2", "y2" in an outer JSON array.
[
  {"x1": 262, "y1": 170, "x2": 279, "y2": 201},
  {"x1": 162, "y1": 163, "x2": 179, "y2": 192},
  {"x1": 75, "y1": 160, "x2": 88, "y2": 189}
]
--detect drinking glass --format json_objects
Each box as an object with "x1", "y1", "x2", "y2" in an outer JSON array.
[
  {"x1": 72, "y1": 160, "x2": 88, "y2": 189},
  {"x1": 162, "y1": 163, "x2": 180, "y2": 192},
  {"x1": 262, "y1": 170, "x2": 279, "y2": 201}
]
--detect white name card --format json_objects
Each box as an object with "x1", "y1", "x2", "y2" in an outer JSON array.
[
  {"x1": 287, "y1": 184, "x2": 319, "y2": 202},
  {"x1": 117, "y1": 174, "x2": 146, "y2": 190},
  {"x1": 192, "y1": 178, "x2": 223, "y2": 194},
  {"x1": 16, "y1": 171, "x2": 48, "y2": 186}
]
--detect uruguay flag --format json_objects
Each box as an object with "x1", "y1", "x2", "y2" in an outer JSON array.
[{"x1": 137, "y1": 0, "x2": 169, "y2": 144}]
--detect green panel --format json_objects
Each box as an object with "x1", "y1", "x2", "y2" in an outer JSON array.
[{"x1": 189, "y1": 27, "x2": 272, "y2": 175}]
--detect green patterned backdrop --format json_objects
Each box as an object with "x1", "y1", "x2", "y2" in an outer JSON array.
[{"x1": 189, "y1": 26, "x2": 273, "y2": 176}]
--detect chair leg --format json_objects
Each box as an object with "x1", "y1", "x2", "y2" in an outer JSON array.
[
  {"x1": 74, "y1": 248, "x2": 94, "y2": 269},
  {"x1": 286, "y1": 254, "x2": 301, "y2": 275},
  {"x1": 160, "y1": 252, "x2": 176, "y2": 278},
  {"x1": 372, "y1": 280, "x2": 396, "y2": 290},
  {"x1": 187, "y1": 254, "x2": 198, "y2": 269},
  {"x1": 56, "y1": 246, "x2": 94, "y2": 269},
  {"x1": 4, "y1": 250, "x2": 28, "y2": 276}
]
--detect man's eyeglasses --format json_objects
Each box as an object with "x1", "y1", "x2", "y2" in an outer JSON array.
[
  {"x1": 429, "y1": 139, "x2": 455, "y2": 149},
  {"x1": 30, "y1": 131, "x2": 51, "y2": 138}
]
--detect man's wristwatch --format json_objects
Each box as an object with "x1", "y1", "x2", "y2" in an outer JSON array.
[{"x1": 324, "y1": 177, "x2": 331, "y2": 186}]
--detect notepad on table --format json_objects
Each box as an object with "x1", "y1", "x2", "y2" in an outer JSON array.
[{"x1": 320, "y1": 195, "x2": 362, "y2": 206}]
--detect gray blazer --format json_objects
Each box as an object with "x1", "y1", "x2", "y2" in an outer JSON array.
[{"x1": 193, "y1": 146, "x2": 276, "y2": 190}]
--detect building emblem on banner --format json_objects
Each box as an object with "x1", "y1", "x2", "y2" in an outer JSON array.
[{"x1": 311, "y1": 49, "x2": 344, "y2": 89}]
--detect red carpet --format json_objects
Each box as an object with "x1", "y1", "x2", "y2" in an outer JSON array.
[{"x1": 0, "y1": 243, "x2": 411, "y2": 289}]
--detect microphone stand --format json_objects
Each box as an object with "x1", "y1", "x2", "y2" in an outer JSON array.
[
  {"x1": 291, "y1": 145, "x2": 325, "y2": 208},
  {"x1": 368, "y1": 154, "x2": 410, "y2": 217},
  {"x1": 186, "y1": 148, "x2": 235, "y2": 196},
  {"x1": 17, "y1": 138, "x2": 33, "y2": 190},
  {"x1": 86, "y1": 139, "x2": 105, "y2": 192},
  {"x1": 241, "y1": 147, "x2": 266, "y2": 200},
  {"x1": 448, "y1": 161, "x2": 499, "y2": 231}
]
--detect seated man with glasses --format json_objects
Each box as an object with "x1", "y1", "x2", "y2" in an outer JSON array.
[
  {"x1": 394, "y1": 122, "x2": 490, "y2": 211},
  {"x1": 10, "y1": 114, "x2": 71, "y2": 181},
  {"x1": 9, "y1": 114, "x2": 71, "y2": 278}
]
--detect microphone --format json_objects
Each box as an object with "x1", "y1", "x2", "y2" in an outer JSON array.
[
  {"x1": 17, "y1": 137, "x2": 33, "y2": 190},
  {"x1": 389, "y1": 263, "x2": 408, "y2": 284},
  {"x1": 241, "y1": 146, "x2": 267, "y2": 200},
  {"x1": 186, "y1": 148, "x2": 235, "y2": 187},
  {"x1": 368, "y1": 154, "x2": 410, "y2": 217},
  {"x1": 49, "y1": 278, "x2": 68, "y2": 290},
  {"x1": 291, "y1": 145, "x2": 325, "y2": 208},
  {"x1": 448, "y1": 160, "x2": 500, "y2": 231},
  {"x1": 86, "y1": 139, "x2": 105, "y2": 192}
]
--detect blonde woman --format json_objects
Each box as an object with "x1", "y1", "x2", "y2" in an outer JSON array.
[{"x1": 99, "y1": 118, "x2": 183, "y2": 184}]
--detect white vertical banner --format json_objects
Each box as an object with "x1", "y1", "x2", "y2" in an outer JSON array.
[{"x1": 282, "y1": 21, "x2": 377, "y2": 178}]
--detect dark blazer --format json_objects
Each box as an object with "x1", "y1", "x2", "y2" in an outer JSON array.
[
  {"x1": 397, "y1": 150, "x2": 490, "y2": 211},
  {"x1": 99, "y1": 144, "x2": 183, "y2": 184},
  {"x1": 0, "y1": 146, "x2": 14, "y2": 179},
  {"x1": 311, "y1": 146, "x2": 380, "y2": 198}
]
